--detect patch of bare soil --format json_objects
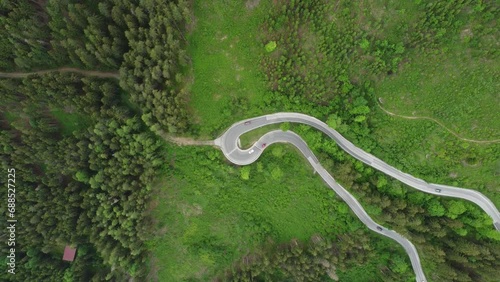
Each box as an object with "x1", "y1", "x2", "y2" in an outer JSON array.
[
  {"x1": 157, "y1": 130, "x2": 215, "y2": 146},
  {"x1": 186, "y1": 0, "x2": 197, "y2": 33},
  {"x1": 146, "y1": 255, "x2": 160, "y2": 282},
  {"x1": 63, "y1": 105, "x2": 76, "y2": 113},
  {"x1": 245, "y1": 0, "x2": 261, "y2": 10},
  {"x1": 181, "y1": 203, "x2": 203, "y2": 217},
  {"x1": 168, "y1": 136, "x2": 214, "y2": 146},
  {"x1": 460, "y1": 28, "x2": 473, "y2": 41},
  {"x1": 213, "y1": 93, "x2": 222, "y2": 100}
]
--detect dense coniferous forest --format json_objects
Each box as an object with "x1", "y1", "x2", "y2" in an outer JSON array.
[
  {"x1": 1, "y1": 0, "x2": 499, "y2": 281},
  {"x1": 0, "y1": 0, "x2": 187, "y2": 280},
  {"x1": 0, "y1": 73, "x2": 166, "y2": 280}
]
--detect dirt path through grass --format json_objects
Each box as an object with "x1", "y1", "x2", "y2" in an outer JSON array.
[
  {"x1": 0, "y1": 67, "x2": 119, "y2": 79},
  {"x1": 164, "y1": 136, "x2": 214, "y2": 146},
  {"x1": 377, "y1": 99, "x2": 500, "y2": 144},
  {"x1": 157, "y1": 130, "x2": 214, "y2": 146}
]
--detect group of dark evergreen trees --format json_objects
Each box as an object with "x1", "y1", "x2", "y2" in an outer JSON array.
[
  {"x1": 0, "y1": 0, "x2": 190, "y2": 280},
  {"x1": 1, "y1": 0, "x2": 191, "y2": 133},
  {"x1": 118, "y1": 0, "x2": 191, "y2": 134},
  {"x1": 0, "y1": 73, "x2": 166, "y2": 280},
  {"x1": 221, "y1": 231, "x2": 422, "y2": 282}
]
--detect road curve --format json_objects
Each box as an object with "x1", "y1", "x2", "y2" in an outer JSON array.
[{"x1": 214, "y1": 112, "x2": 500, "y2": 282}]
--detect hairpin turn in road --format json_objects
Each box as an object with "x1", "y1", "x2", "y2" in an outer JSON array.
[{"x1": 214, "y1": 112, "x2": 500, "y2": 282}]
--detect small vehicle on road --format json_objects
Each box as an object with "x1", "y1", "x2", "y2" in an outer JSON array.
[
  {"x1": 248, "y1": 149, "x2": 254, "y2": 154},
  {"x1": 261, "y1": 143, "x2": 267, "y2": 148},
  {"x1": 244, "y1": 121, "x2": 251, "y2": 125},
  {"x1": 376, "y1": 226, "x2": 383, "y2": 231},
  {"x1": 435, "y1": 189, "x2": 441, "y2": 193}
]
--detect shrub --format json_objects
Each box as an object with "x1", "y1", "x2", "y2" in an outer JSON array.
[{"x1": 265, "y1": 41, "x2": 277, "y2": 52}]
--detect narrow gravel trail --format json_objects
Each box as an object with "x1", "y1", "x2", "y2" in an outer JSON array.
[
  {"x1": 157, "y1": 130, "x2": 215, "y2": 146},
  {"x1": 0, "y1": 67, "x2": 119, "y2": 79},
  {"x1": 377, "y1": 99, "x2": 500, "y2": 144}
]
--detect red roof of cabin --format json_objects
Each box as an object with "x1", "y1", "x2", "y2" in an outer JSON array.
[{"x1": 63, "y1": 246, "x2": 77, "y2": 261}]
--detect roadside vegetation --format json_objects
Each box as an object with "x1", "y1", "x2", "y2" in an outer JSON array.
[
  {"x1": 160, "y1": 0, "x2": 500, "y2": 281},
  {"x1": 238, "y1": 124, "x2": 282, "y2": 148},
  {"x1": 149, "y1": 143, "x2": 413, "y2": 281}
]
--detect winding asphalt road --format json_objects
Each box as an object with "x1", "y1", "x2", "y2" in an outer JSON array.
[{"x1": 214, "y1": 112, "x2": 500, "y2": 282}]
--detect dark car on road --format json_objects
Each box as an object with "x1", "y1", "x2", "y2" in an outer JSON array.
[
  {"x1": 376, "y1": 226, "x2": 383, "y2": 231},
  {"x1": 244, "y1": 121, "x2": 251, "y2": 125},
  {"x1": 261, "y1": 143, "x2": 267, "y2": 148}
]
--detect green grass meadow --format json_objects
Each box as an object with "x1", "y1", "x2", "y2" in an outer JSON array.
[
  {"x1": 377, "y1": 47, "x2": 499, "y2": 140},
  {"x1": 51, "y1": 109, "x2": 91, "y2": 136},
  {"x1": 150, "y1": 144, "x2": 361, "y2": 280},
  {"x1": 150, "y1": 0, "x2": 500, "y2": 280},
  {"x1": 187, "y1": 1, "x2": 270, "y2": 136}
]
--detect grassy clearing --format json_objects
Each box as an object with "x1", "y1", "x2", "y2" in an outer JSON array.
[
  {"x1": 150, "y1": 143, "x2": 371, "y2": 281},
  {"x1": 238, "y1": 124, "x2": 282, "y2": 148},
  {"x1": 187, "y1": 1, "x2": 270, "y2": 137},
  {"x1": 50, "y1": 109, "x2": 91, "y2": 136},
  {"x1": 376, "y1": 43, "x2": 499, "y2": 140},
  {"x1": 152, "y1": 0, "x2": 500, "y2": 280},
  {"x1": 369, "y1": 110, "x2": 500, "y2": 207}
]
